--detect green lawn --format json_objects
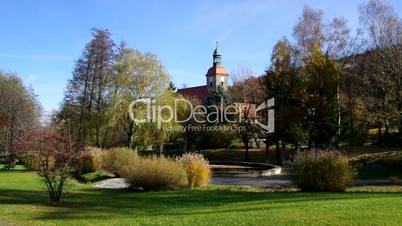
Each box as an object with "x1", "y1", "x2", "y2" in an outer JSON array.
[
  {"x1": 1, "y1": 171, "x2": 402, "y2": 225},
  {"x1": 0, "y1": 163, "x2": 27, "y2": 171}
]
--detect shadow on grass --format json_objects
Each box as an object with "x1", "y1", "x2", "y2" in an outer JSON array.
[{"x1": 0, "y1": 187, "x2": 400, "y2": 221}]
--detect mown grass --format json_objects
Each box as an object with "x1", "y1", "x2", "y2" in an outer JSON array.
[
  {"x1": 0, "y1": 170, "x2": 402, "y2": 225},
  {"x1": 79, "y1": 170, "x2": 114, "y2": 183},
  {"x1": 0, "y1": 163, "x2": 27, "y2": 171}
]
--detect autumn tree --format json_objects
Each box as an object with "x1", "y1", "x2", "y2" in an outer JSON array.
[
  {"x1": 265, "y1": 38, "x2": 306, "y2": 163},
  {"x1": 14, "y1": 124, "x2": 81, "y2": 204},
  {"x1": 340, "y1": 54, "x2": 368, "y2": 145},
  {"x1": 359, "y1": 0, "x2": 402, "y2": 141},
  {"x1": 59, "y1": 28, "x2": 115, "y2": 147},
  {"x1": 304, "y1": 44, "x2": 340, "y2": 148},
  {"x1": 229, "y1": 68, "x2": 265, "y2": 161},
  {"x1": 293, "y1": 5, "x2": 353, "y2": 60},
  {"x1": 0, "y1": 71, "x2": 40, "y2": 169}
]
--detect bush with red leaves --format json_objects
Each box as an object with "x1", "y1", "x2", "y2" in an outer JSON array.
[{"x1": 14, "y1": 125, "x2": 82, "y2": 204}]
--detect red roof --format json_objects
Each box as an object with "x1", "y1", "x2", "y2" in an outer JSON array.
[
  {"x1": 177, "y1": 85, "x2": 208, "y2": 103},
  {"x1": 206, "y1": 65, "x2": 229, "y2": 76}
]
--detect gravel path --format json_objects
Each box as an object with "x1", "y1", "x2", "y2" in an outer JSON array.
[
  {"x1": 0, "y1": 219, "x2": 11, "y2": 226},
  {"x1": 94, "y1": 177, "x2": 402, "y2": 189},
  {"x1": 94, "y1": 178, "x2": 130, "y2": 189}
]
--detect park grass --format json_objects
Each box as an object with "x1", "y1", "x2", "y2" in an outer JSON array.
[
  {"x1": 0, "y1": 171, "x2": 402, "y2": 225},
  {"x1": 0, "y1": 163, "x2": 27, "y2": 171},
  {"x1": 79, "y1": 170, "x2": 115, "y2": 183}
]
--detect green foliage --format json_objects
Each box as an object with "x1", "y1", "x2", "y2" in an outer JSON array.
[
  {"x1": 266, "y1": 38, "x2": 308, "y2": 151},
  {"x1": 303, "y1": 45, "x2": 340, "y2": 147},
  {"x1": 187, "y1": 126, "x2": 237, "y2": 150},
  {"x1": 108, "y1": 47, "x2": 172, "y2": 149},
  {"x1": 288, "y1": 150, "x2": 354, "y2": 191},
  {"x1": 0, "y1": 164, "x2": 27, "y2": 171},
  {"x1": 58, "y1": 30, "x2": 174, "y2": 149},
  {"x1": 0, "y1": 71, "x2": 40, "y2": 168},
  {"x1": 123, "y1": 156, "x2": 187, "y2": 191},
  {"x1": 177, "y1": 153, "x2": 211, "y2": 188},
  {"x1": 133, "y1": 90, "x2": 184, "y2": 152},
  {"x1": 58, "y1": 28, "x2": 115, "y2": 147},
  {"x1": 204, "y1": 86, "x2": 228, "y2": 108}
]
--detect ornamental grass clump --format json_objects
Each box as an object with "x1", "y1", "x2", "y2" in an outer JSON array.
[
  {"x1": 288, "y1": 150, "x2": 354, "y2": 192},
  {"x1": 76, "y1": 147, "x2": 105, "y2": 174},
  {"x1": 176, "y1": 153, "x2": 211, "y2": 188},
  {"x1": 123, "y1": 156, "x2": 187, "y2": 191},
  {"x1": 101, "y1": 148, "x2": 138, "y2": 177}
]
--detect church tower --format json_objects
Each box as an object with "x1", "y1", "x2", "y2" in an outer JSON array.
[{"x1": 206, "y1": 42, "x2": 229, "y2": 92}]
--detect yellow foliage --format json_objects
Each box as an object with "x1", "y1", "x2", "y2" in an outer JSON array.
[{"x1": 177, "y1": 153, "x2": 211, "y2": 188}]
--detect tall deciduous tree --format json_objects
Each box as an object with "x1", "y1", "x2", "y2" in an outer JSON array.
[
  {"x1": 303, "y1": 44, "x2": 340, "y2": 148},
  {"x1": 107, "y1": 46, "x2": 170, "y2": 148},
  {"x1": 359, "y1": 0, "x2": 402, "y2": 138},
  {"x1": 265, "y1": 38, "x2": 306, "y2": 163},
  {"x1": 0, "y1": 71, "x2": 40, "y2": 169},
  {"x1": 229, "y1": 68, "x2": 265, "y2": 161},
  {"x1": 60, "y1": 28, "x2": 115, "y2": 147},
  {"x1": 293, "y1": 5, "x2": 353, "y2": 59}
]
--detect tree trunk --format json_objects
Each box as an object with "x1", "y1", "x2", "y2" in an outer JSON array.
[
  {"x1": 101, "y1": 130, "x2": 108, "y2": 149},
  {"x1": 378, "y1": 125, "x2": 382, "y2": 146},
  {"x1": 294, "y1": 141, "x2": 300, "y2": 153},
  {"x1": 125, "y1": 121, "x2": 134, "y2": 148},
  {"x1": 159, "y1": 143, "x2": 164, "y2": 155},
  {"x1": 275, "y1": 140, "x2": 281, "y2": 165},
  {"x1": 87, "y1": 53, "x2": 99, "y2": 114},
  {"x1": 245, "y1": 141, "x2": 249, "y2": 162},
  {"x1": 399, "y1": 114, "x2": 402, "y2": 136},
  {"x1": 349, "y1": 110, "x2": 354, "y2": 145},
  {"x1": 78, "y1": 53, "x2": 92, "y2": 144},
  {"x1": 385, "y1": 119, "x2": 389, "y2": 135},
  {"x1": 265, "y1": 134, "x2": 269, "y2": 162}
]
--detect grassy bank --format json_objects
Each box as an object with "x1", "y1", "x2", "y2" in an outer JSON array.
[{"x1": 0, "y1": 171, "x2": 401, "y2": 225}]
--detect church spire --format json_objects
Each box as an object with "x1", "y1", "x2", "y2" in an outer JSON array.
[{"x1": 213, "y1": 41, "x2": 221, "y2": 66}]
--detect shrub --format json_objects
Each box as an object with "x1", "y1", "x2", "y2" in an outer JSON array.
[
  {"x1": 14, "y1": 125, "x2": 81, "y2": 204},
  {"x1": 102, "y1": 148, "x2": 138, "y2": 177},
  {"x1": 87, "y1": 147, "x2": 105, "y2": 171},
  {"x1": 76, "y1": 147, "x2": 105, "y2": 174},
  {"x1": 19, "y1": 154, "x2": 40, "y2": 171},
  {"x1": 287, "y1": 150, "x2": 353, "y2": 192},
  {"x1": 176, "y1": 153, "x2": 211, "y2": 188},
  {"x1": 123, "y1": 156, "x2": 187, "y2": 191},
  {"x1": 388, "y1": 176, "x2": 399, "y2": 185}
]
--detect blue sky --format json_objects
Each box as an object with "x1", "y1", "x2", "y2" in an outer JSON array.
[{"x1": 1, "y1": 0, "x2": 402, "y2": 113}]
